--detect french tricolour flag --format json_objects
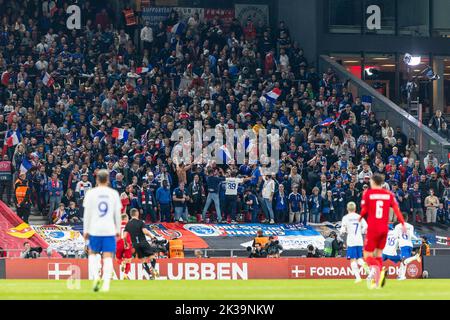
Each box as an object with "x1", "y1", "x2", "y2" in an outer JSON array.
[
  {"x1": 218, "y1": 145, "x2": 233, "y2": 164},
  {"x1": 42, "y1": 72, "x2": 54, "y2": 87},
  {"x1": 320, "y1": 118, "x2": 336, "y2": 127},
  {"x1": 136, "y1": 67, "x2": 150, "y2": 74},
  {"x1": 20, "y1": 158, "x2": 33, "y2": 174},
  {"x1": 6, "y1": 132, "x2": 19, "y2": 147},
  {"x1": 170, "y1": 22, "x2": 185, "y2": 35},
  {"x1": 112, "y1": 127, "x2": 129, "y2": 141},
  {"x1": 264, "y1": 88, "x2": 281, "y2": 104}
]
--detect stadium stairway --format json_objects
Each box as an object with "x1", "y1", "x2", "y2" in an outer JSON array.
[{"x1": 0, "y1": 201, "x2": 50, "y2": 257}]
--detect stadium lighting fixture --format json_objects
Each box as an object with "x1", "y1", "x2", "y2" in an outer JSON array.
[{"x1": 403, "y1": 53, "x2": 422, "y2": 66}]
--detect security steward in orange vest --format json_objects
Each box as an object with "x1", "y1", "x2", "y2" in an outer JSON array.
[
  {"x1": 168, "y1": 236, "x2": 184, "y2": 258},
  {"x1": 14, "y1": 172, "x2": 32, "y2": 223}
]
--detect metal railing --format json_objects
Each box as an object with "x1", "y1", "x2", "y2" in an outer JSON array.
[{"x1": 319, "y1": 55, "x2": 450, "y2": 162}]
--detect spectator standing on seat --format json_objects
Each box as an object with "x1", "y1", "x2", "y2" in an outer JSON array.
[
  {"x1": 202, "y1": 168, "x2": 225, "y2": 223},
  {"x1": 156, "y1": 180, "x2": 171, "y2": 223},
  {"x1": 47, "y1": 172, "x2": 63, "y2": 224},
  {"x1": 424, "y1": 189, "x2": 439, "y2": 224},
  {"x1": 140, "y1": 20, "x2": 153, "y2": 53},
  {"x1": 410, "y1": 183, "x2": 424, "y2": 223},
  {"x1": 262, "y1": 175, "x2": 276, "y2": 224}
]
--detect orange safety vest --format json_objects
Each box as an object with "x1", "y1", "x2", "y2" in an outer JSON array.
[
  {"x1": 254, "y1": 237, "x2": 269, "y2": 248},
  {"x1": 15, "y1": 180, "x2": 28, "y2": 204},
  {"x1": 123, "y1": 9, "x2": 137, "y2": 26},
  {"x1": 169, "y1": 239, "x2": 184, "y2": 258}
]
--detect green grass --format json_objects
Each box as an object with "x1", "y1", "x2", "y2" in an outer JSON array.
[{"x1": 1, "y1": 279, "x2": 450, "y2": 300}]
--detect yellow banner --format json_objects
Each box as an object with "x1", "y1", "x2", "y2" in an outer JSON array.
[{"x1": 7, "y1": 223, "x2": 35, "y2": 239}]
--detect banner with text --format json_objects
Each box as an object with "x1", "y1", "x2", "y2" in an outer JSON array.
[
  {"x1": 4, "y1": 258, "x2": 422, "y2": 280},
  {"x1": 32, "y1": 225, "x2": 85, "y2": 256},
  {"x1": 184, "y1": 223, "x2": 322, "y2": 238},
  {"x1": 141, "y1": 7, "x2": 172, "y2": 27},
  {"x1": 234, "y1": 4, "x2": 269, "y2": 26}
]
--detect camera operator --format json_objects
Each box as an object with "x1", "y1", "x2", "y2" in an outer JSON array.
[
  {"x1": 252, "y1": 229, "x2": 269, "y2": 248},
  {"x1": 150, "y1": 237, "x2": 169, "y2": 257},
  {"x1": 265, "y1": 236, "x2": 283, "y2": 258},
  {"x1": 21, "y1": 242, "x2": 42, "y2": 259},
  {"x1": 306, "y1": 244, "x2": 322, "y2": 258},
  {"x1": 247, "y1": 242, "x2": 267, "y2": 258}
]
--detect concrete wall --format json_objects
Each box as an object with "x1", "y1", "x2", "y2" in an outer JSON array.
[{"x1": 277, "y1": 0, "x2": 318, "y2": 66}]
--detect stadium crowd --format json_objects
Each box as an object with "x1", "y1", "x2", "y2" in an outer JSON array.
[{"x1": 0, "y1": 0, "x2": 449, "y2": 227}]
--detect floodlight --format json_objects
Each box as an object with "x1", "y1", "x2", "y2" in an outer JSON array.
[{"x1": 403, "y1": 53, "x2": 421, "y2": 66}]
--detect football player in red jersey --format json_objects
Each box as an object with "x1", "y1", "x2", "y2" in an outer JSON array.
[
  {"x1": 359, "y1": 174, "x2": 406, "y2": 289},
  {"x1": 116, "y1": 213, "x2": 133, "y2": 279}
]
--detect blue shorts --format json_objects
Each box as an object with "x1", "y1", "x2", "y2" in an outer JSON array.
[
  {"x1": 88, "y1": 236, "x2": 116, "y2": 254},
  {"x1": 346, "y1": 246, "x2": 363, "y2": 260},
  {"x1": 400, "y1": 246, "x2": 413, "y2": 259},
  {"x1": 382, "y1": 254, "x2": 401, "y2": 263}
]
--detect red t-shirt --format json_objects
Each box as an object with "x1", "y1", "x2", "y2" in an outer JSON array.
[
  {"x1": 360, "y1": 188, "x2": 404, "y2": 232},
  {"x1": 120, "y1": 221, "x2": 132, "y2": 245}
]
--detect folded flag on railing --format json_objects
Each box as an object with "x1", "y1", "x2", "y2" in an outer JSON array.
[{"x1": 112, "y1": 127, "x2": 129, "y2": 141}]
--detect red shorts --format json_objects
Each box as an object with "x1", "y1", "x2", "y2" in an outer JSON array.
[
  {"x1": 116, "y1": 239, "x2": 133, "y2": 260},
  {"x1": 364, "y1": 229, "x2": 388, "y2": 252}
]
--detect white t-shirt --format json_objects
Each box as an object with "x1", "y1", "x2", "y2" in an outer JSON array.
[
  {"x1": 382, "y1": 230, "x2": 399, "y2": 256},
  {"x1": 76, "y1": 181, "x2": 92, "y2": 198},
  {"x1": 395, "y1": 222, "x2": 414, "y2": 248},
  {"x1": 83, "y1": 186, "x2": 122, "y2": 236},
  {"x1": 340, "y1": 212, "x2": 367, "y2": 247},
  {"x1": 225, "y1": 177, "x2": 244, "y2": 196},
  {"x1": 262, "y1": 179, "x2": 275, "y2": 199}
]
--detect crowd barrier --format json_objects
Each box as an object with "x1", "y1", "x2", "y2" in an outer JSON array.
[{"x1": 0, "y1": 258, "x2": 422, "y2": 280}]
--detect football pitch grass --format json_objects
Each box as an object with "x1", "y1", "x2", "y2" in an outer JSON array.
[{"x1": 1, "y1": 279, "x2": 450, "y2": 300}]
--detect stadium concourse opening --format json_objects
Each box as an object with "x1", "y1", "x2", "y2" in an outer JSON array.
[{"x1": 0, "y1": 0, "x2": 450, "y2": 306}]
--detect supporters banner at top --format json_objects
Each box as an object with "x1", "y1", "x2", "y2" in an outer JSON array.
[
  {"x1": 141, "y1": 7, "x2": 172, "y2": 27},
  {"x1": 234, "y1": 4, "x2": 269, "y2": 26},
  {"x1": 141, "y1": 6, "x2": 239, "y2": 28}
]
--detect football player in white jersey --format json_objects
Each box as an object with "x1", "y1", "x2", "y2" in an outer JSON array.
[
  {"x1": 83, "y1": 169, "x2": 122, "y2": 292},
  {"x1": 223, "y1": 171, "x2": 251, "y2": 223},
  {"x1": 382, "y1": 227, "x2": 401, "y2": 263},
  {"x1": 394, "y1": 214, "x2": 420, "y2": 280},
  {"x1": 340, "y1": 202, "x2": 369, "y2": 283}
]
